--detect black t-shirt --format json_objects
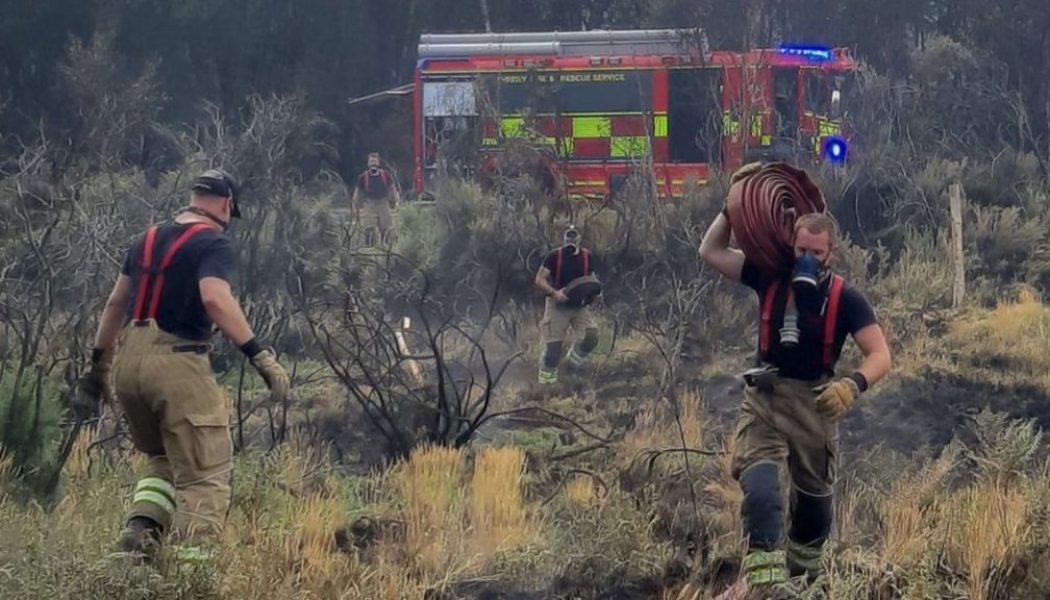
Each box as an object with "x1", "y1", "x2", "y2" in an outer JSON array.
[
  {"x1": 121, "y1": 222, "x2": 236, "y2": 341},
  {"x1": 542, "y1": 246, "x2": 593, "y2": 289},
  {"x1": 356, "y1": 169, "x2": 392, "y2": 200},
  {"x1": 741, "y1": 260, "x2": 877, "y2": 379}
]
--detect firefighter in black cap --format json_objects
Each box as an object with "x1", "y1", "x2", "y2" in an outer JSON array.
[{"x1": 80, "y1": 168, "x2": 290, "y2": 564}]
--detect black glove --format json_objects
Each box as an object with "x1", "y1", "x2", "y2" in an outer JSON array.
[{"x1": 79, "y1": 348, "x2": 113, "y2": 404}]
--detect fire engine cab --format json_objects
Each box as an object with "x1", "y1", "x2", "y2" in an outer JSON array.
[{"x1": 413, "y1": 29, "x2": 856, "y2": 200}]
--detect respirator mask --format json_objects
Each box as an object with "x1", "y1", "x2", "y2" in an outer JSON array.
[
  {"x1": 564, "y1": 226, "x2": 581, "y2": 254},
  {"x1": 779, "y1": 251, "x2": 825, "y2": 347}
]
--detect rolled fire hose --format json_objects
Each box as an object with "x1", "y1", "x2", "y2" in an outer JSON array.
[{"x1": 725, "y1": 162, "x2": 828, "y2": 275}]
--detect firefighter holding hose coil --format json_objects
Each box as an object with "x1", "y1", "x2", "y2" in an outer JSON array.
[
  {"x1": 700, "y1": 163, "x2": 891, "y2": 598},
  {"x1": 534, "y1": 225, "x2": 602, "y2": 385}
]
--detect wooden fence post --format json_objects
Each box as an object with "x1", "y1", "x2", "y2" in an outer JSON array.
[{"x1": 949, "y1": 183, "x2": 966, "y2": 308}]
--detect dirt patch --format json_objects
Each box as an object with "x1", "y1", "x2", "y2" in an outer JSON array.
[
  {"x1": 840, "y1": 369, "x2": 1050, "y2": 464},
  {"x1": 431, "y1": 569, "x2": 666, "y2": 600},
  {"x1": 700, "y1": 368, "x2": 1050, "y2": 470}
]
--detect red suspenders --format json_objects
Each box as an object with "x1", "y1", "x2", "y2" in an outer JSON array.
[
  {"x1": 131, "y1": 223, "x2": 211, "y2": 321},
  {"x1": 759, "y1": 274, "x2": 845, "y2": 371},
  {"x1": 552, "y1": 248, "x2": 590, "y2": 288},
  {"x1": 822, "y1": 275, "x2": 845, "y2": 369}
]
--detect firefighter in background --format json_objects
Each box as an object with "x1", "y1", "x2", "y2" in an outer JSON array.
[
  {"x1": 352, "y1": 152, "x2": 401, "y2": 246},
  {"x1": 533, "y1": 225, "x2": 602, "y2": 384},
  {"x1": 80, "y1": 169, "x2": 290, "y2": 564},
  {"x1": 700, "y1": 209, "x2": 891, "y2": 598}
]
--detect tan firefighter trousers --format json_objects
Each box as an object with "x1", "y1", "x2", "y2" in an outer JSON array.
[
  {"x1": 112, "y1": 321, "x2": 232, "y2": 544},
  {"x1": 539, "y1": 297, "x2": 597, "y2": 367},
  {"x1": 731, "y1": 375, "x2": 839, "y2": 496},
  {"x1": 359, "y1": 199, "x2": 392, "y2": 244}
]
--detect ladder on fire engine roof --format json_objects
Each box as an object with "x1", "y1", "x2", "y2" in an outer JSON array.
[{"x1": 417, "y1": 28, "x2": 710, "y2": 61}]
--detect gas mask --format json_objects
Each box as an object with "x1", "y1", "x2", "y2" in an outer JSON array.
[
  {"x1": 792, "y1": 251, "x2": 825, "y2": 310},
  {"x1": 369, "y1": 166, "x2": 379, "y2": 176},
  {"x1": 789, "y1": 250, "x2": 823, "y2": 294},
  {"x1": 563, "y1": 226, "x2": 581, "y2": 254},
  {"x1": 779, "y1": 251, "x2": 826, "y2": 347}
]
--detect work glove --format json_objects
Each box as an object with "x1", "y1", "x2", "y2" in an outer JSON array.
[
  {"x1": 812, "y1": 377, "x2": 859, "y2": 422},
  {"x1": 79, "y1": 349, "x2": 113, "y2": 405},
  {"x1": 250, "y1": 349, "x2": 290, "y2": 404}
]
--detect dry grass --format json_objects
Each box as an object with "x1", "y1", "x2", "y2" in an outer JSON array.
[
  {"x1": 63, "y1": 427, "x2": 94, "y2": 483},
  {"x1": 703, "y1": 429, "x2": 744, "y2": 557},
  {"x1": 820, "y1": 410, "x2": 1050, "y2": 600},
  {"x1": 946, "y1": 287, "x2": 1050, "y2": 390},
  {"x1": 944, "y1": 482, "x2": 1030, "y2": 600},
  {"x1": 394, "y1": 444, "x2": 465, "y2": 574},
  {"x1": 469, "y1": 446, "x2": 530, "y2": 554},
  {"x1": 0, "y1": 443, "x2": 14, "y2": 493},
  {"x1": 618, "y1": 388, "x2": 706, "y2": 475},
  {"x1": 3, "y1": 409, "x2": 1050, "y2": 599},
  {"x1": 563, "y1": 474, "x2": 599, "y2": 507},
  {"x1": 5, "y1": 298, "x2": 1050, "y2": 598}
]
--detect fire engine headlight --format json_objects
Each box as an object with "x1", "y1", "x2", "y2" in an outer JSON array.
[{"x1": 824, "y1": 137, "x2": 848, "y2": 164}]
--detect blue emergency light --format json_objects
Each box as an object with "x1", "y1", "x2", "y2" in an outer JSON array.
[
  {"x1": 777, "y1": 44, "x2": 834, "y2": 62},
  {"x1": 824, "y1": 137, "x2": 848, "y2": 164}
]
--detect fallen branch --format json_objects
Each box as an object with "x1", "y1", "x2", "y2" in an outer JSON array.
[
  {"x1": 541, "y1": 468, "x2": 610, "y2": 505},
  {"x1": 628, "y1": 447, "x2": 725, "y2": 479}
]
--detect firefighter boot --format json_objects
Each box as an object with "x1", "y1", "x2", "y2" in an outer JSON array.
[
  {"x1": 117, "y1": 516, "x2": 164, "y2": 562},
  {"x1": 565, "y1": 327, "x2": 599, "y2": 370},
  {"x1": 787, "y1": 489, "x2": 833, "y2": 582},
  {"x1": 538, "y1": 340, "x2": 563, "y2": 384},
  {"x1": 715, "y1": 551, "x2": 793, "y2": 600}
]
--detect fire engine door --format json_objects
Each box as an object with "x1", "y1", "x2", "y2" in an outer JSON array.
[
  {"x1": 772, "y1": 67, "x2": 799, "y2": 140},
  {"x1": 668, "y1": 68, "x2": 722, "y2": 165}
]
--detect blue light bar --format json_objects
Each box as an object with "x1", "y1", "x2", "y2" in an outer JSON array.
[
  {"x1": 824, "y1": 137, "x2": 848, "y2": 164},
  {"x1": 777, "y1": 44, "x2": 834, "y2": 61}
]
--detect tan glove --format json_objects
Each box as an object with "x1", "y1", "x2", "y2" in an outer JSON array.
[
  {"x1": 250, "y1": 349, "x2": 290, "y2": 404},
  {"x1": 813, "y1": 377, "x2": 859, "y2": 422},
  {"x1": 79, "y1": 350, "x2": 113, "y2": 405}
]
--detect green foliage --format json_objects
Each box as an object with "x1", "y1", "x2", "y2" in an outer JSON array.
[
  {"x1": 0, "y1": 369, "x2": 62, "y2": 478},
  {"x1": 969, "y1": 203, "x2": 1047, "y2": 286},
  {"x1": 967, "y1": 409, "x2": 1043, "y2": 485}
]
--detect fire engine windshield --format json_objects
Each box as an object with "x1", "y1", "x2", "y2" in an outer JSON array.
[{"x1": 423, "y1": 80, "x2": 477, "y2": 116}]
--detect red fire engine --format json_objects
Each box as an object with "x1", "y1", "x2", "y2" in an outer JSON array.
[{"x1": 413, "y1": 29, "x2": 856, "y2": 200}]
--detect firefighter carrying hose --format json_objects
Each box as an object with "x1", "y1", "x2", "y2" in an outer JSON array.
[
  {"x1": 534, "y1": 225, "x2": 602, "y2": 385},
  {"x1": 352, "y1": 152, "x2": 401, "y2": 246},
  {"x1": 80, "y1": 169, "x2": 290, "y2": 565},
  {"x1": 700, "y1": 170, "x2": 891, "y2": 598}
]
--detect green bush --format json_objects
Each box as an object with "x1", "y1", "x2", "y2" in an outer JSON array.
[{"x1": 0, "y1": 368, "x2": 62, "y2": 482}]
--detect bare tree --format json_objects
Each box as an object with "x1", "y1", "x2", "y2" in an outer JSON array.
[{"x1": 290, "y1": 245, "x2": 521, "y2": 459}]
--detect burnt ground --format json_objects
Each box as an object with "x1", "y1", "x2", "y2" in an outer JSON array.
[
  {"x1": 698, "y1": 367, "x2": 1050, "y2": 469},
  {"x1": 427, "y1": 570, "x2": 668, "y2": 600},
  {"x1": 384, "y1": 345, "x2": 1050, "y2": 600}
]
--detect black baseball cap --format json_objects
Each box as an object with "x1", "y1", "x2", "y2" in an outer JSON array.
[{"x1": 191, "y1": 169, "x2": 240, "y2": 218}]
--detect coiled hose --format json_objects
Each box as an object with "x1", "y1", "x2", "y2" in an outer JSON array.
[{"x1": 726, "y1": 162, "x2": 827, "y2": 275}]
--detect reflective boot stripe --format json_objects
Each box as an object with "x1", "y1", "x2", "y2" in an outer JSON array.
[
  {"x1": 133, "y1": 490, "x2": 176, "y2": 514},
  {"x1": 134, "y1": 477, "x2": 177, "y2": 514},
  {"x1": 174, "y1": 545, "x2": 213, "y2": 565},
  {"x1": 538, "y1": 369, "x2": 558, "y2": 384},
  {"x1": 787, "y1": 539, "x2": 825, "y2": 574},
  {"x1": 136, "y1": 477, "x2": 176, "y2": 499},
  {"x1": 744, "y1": 549, "x2": 788, "y2": 587}
]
